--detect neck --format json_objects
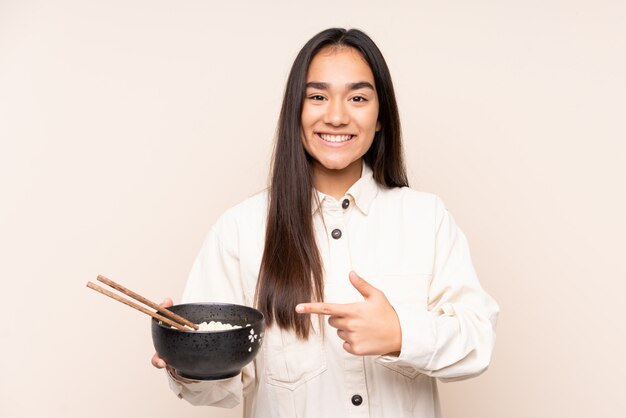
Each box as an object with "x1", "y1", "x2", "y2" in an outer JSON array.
[{"x1": 311, "y1": 160, "x2": 363, "y2": 200}]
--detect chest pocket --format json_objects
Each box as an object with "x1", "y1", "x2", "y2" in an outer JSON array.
[{"x1": 263, "y1": 325, "x2": 327, "y2": 391}]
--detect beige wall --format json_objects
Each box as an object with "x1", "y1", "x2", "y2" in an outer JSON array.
[{"x1": 1, "y1": 1, "x2": 625, "y2": 417}]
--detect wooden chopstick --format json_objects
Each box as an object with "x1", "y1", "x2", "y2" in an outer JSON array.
[
  {"x1": 86, "y1": 281, "x2": 190, "y2": 330},
  {"x1": 96, "y1": 275, "x2": 198, "y2": 330}
]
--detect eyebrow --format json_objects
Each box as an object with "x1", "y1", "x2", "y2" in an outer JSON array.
[{"x1": 305, "y1": 81, "x2": 375, "y2": 91}]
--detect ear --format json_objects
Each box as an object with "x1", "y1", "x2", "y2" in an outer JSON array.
[{"x1": 376, "y1": 121, "x2": 382, "y2": 132}]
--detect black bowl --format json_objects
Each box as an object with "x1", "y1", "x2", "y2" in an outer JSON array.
[{"x1": 151, "y1": 303, "x2": 265, "y2": 380}]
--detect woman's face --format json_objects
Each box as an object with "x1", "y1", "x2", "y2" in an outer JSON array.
[{"x1": 301, "y1": 46, "x2": 381, "y2": 174}]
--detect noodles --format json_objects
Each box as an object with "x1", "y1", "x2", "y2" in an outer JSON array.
[
  {"x1": 196, "y1": 321, "x2": 242, "y2": 331},
  {"x1": 164, "y1": 320, "x2": 251, "y2": 331}
]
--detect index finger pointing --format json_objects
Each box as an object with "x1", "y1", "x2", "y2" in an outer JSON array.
[{"x1": 296, "y1": 302, "x2": 348, "y2": 316}]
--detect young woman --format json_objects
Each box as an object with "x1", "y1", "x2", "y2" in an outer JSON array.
[{"x1": 153, "y1": 28, "x2": 499, "y2": 418}]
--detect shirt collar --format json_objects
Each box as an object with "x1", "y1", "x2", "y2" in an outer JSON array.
[
  {"x1": 348, "y1": 163, "x2": 378, "y2": 215},
  {"x1": 311, "y1": 163, "x2": 379, "y2": 215}
]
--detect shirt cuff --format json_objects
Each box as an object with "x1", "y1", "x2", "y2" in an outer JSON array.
[
  {"x1": 166, "y1": 369, "x2": 243, "y2": 407},
  {"x1": 167, "y1": 370, "x2": 186, "y2": 399},
  {"x1": 378, "y1": 303, "x2": 436, "y2": 370}
]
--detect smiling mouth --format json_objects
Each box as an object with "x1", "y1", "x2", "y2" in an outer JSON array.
[{"x1": 318, "y1": 133, "x2": 354, "y2": 143}]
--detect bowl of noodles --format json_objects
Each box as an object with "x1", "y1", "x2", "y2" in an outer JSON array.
[{"x1": 151, "y1": 302, "x2": 265, "y2": 380}]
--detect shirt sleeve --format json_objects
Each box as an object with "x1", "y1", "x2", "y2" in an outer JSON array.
[
  {"x1": 379, "y1": 196, "x2": 500, "y2": 381},
  {"x1": 166, "y1": 211, "x2": 256, "y2": 406}
]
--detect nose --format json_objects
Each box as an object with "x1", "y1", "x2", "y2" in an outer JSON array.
[{"x1": 323, "y1": 99, "x2": 349, "y2": 126}]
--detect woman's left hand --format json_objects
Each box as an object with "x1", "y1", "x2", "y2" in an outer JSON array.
[{"x1": 296, "y1": 271, "x2": 402, "y2": 356}]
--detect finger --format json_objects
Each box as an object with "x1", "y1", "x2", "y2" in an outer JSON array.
[
  {"x1": 160, "y1": 298, "x2": 174, "y2": 308},
  {"x1": 349, "y1": 271, "x2": 378, "y2": 299},
  {"x1": 295, "y1": 302, "x2": 349, "y2": 316},
  {"x1": 337, "y1": 329, "x2": 349, "y2": 341},
  {"x1": 342, "y1": 341, "x2": 355, "y2": 355},
  {"x1": 166, "y1": 365, "x2": 198, "y2": 384},
  {"x1": 327, "y1": 315, "x2": 348, "y2": 330},
  {"x1": 152, "y1": 353, "x2": 166, "y2": 369}
]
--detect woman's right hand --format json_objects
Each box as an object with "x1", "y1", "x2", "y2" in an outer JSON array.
[
  {"x1": 151, "y1": 297, "x2": 174, "y2": 369},
  {"x1": 151, "y1": 298, "x2": 198, "y2": 384}
]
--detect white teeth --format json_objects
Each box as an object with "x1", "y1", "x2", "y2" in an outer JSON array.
[{"x1": 319, "y1": 134, "x2": 353, "y2": 143}]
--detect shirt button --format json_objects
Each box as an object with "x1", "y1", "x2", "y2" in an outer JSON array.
[
  {"x1": 351, "y1": 394, "x2": 363, "y2": 406},
  {"x1": 331, "y1": 229, "x2": 342, "y2": 239},
  {"x1": 342, "y1": 198, "x2": 350, "y2": 209}
]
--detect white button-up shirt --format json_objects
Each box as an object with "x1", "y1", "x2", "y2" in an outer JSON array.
[{"x1": 168, "y1": 165, "x2": 499, "y2": 418}]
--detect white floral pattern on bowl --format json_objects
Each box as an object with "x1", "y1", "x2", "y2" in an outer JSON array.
[{"x1": 247, "y1": 328, "x2": 264, "y2": 352}]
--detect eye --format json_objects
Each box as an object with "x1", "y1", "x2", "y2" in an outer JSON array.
[
  {"x1": 350, "y1": 96, "x2": 368, "y2": 103},
  {"x1": 308, "y1": 94, "x2": 326, "y2": 101}
]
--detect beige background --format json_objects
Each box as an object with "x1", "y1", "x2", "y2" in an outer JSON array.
[{"x1": 1, "y1": 0, "x2": 625, "y2": 417}]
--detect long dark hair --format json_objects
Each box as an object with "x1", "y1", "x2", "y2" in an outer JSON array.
[{"x1": 256, "y1": 28, "x2": 408, "y2": 338}]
